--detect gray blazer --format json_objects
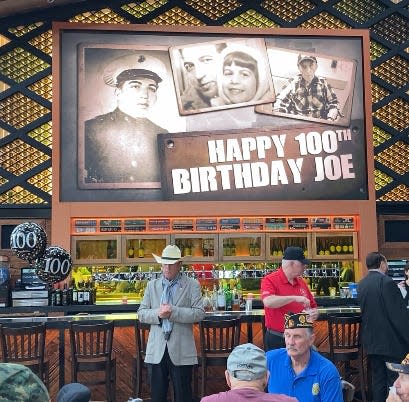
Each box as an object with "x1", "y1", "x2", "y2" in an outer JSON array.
[{"x1": 137, "y1": 273, "x2": 205, "y2": 365}]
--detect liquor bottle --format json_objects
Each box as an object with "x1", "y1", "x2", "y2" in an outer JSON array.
[
  {"x1": 232, "y1": 286, "x2": 240, "y2": 311},
  {"x1": 77, "y1": 281, "x2": 84, "y2": 305},
  {"x1": 62, "y1": 283, "x2": 69, "y2": 306},
  {"x1": 335, "y1": 239, "x2": 342, "y2": 254},
  {"x1": 208, "y1": 240, "x2": 215, "y2": 257},
  {"x1": 254, "y1": 239, "x2": 260, "y2": 256},
  {"x1": 225, "y1": 284, "x2": 233, "y2": 311},
  {"x1": 49, "y1": 286, "x2": 56, "y2": 306},
  {"x1": 324, "y1": 240, "x2": 331, "y2": 255},
  {"x1": 202, "y1": 239, "x2": 209, "y2": 257},
  {"x1": 211, "y1": 284, "x2": 218, "y2": 311},
  {"x1": 342, "y1": 239, "x2": 349, "y2": 254},
  {"x1": 230, "y1": 240, "x2": 236, "y2": 256},
  {"x1": 71, "y1": 280, "x2": 78, "y2": 305},
  {"x1": 318, "y1": 239, "x2": 325, "y2": 255},
  {"x1": 249, "y1": 239, "x2": 255, "y2": 256},
  {"x1": 184, "y1": 241, "x2": 192, "y2": 257},
  {"x1": 137, "y1": 240, "x2": 145, "y2": 258},
  {"x1": 348, "y1": 238, "x2": 354, "y2": 254},
  {"x1": 107, "y1": 241, "x2": 116, "y2": 259},
  {"x1": 329, "y1": 240, "x2": 336, "y2": 255},
  {"x1": 127, "y1": 242, "x2": 134, "y2": 258},
  {"x1": 83, "y1": 281, "x2": 90, "y2": 305},
  {"x1": 217, "y1": 285, "x2": 226, "y2": 311},
  {"x1": 55, "y1": 284, "x2": 62, "y2": 306}
]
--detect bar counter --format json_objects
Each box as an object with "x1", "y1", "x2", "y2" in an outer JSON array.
[{"x1": 0, "y1": 300, "x2": 361, "y2": 401}]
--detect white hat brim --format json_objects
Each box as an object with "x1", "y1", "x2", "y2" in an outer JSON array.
[{"x1": 152, "y1": 253, "x2": 183, "y2": 264}]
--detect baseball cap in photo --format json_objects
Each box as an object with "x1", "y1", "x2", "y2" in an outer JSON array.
[
  {"x1": 227, "y1": 343, "x2": 267, "y2": 381},
  {"x1": 386, "y1": 353, "x2": 409, "y2": 375},
  {"x1": 297, "y1": 54, "x2": 317, "y2": 65},
  {"x1": 283, "y1": 246, "x2": 310, "y2": 265}
]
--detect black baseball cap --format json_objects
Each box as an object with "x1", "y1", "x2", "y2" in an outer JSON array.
[{"x1": 283, "y1": 246, "x2": 310, "y2": 265}]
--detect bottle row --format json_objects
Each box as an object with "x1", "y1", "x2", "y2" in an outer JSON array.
[
  {"x1": 49, "y1": 280, "x2": 96, "y2": 306},
  {"x1": 72, "y1": 231, "x2": 358, "y2": 265},
  {"x1": 72, "y1": 260, "x2": 356, "y2": 303}
]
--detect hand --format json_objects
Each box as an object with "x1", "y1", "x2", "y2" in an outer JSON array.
[
  {"x1": 304, "y1": 307, "x2": 319, "y2": 321},
  {"x1": 158, "y1": 303, "x2": 172, "y2": 319}
]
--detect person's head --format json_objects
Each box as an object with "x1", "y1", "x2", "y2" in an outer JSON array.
[
  {"x1": 0, "y1": 362, "x2": 50, "y2": 402},
  {"x1": 180, "y1": 44, "x2": 220, "y2": 101},
  {"x1": 282, "y1": 246, "x2": 310, "y2": 280},
  {"x1": 297, "y1": 54, "x2": 318, "y2": 83},
  {"x1": 56, "y1": 382, "x2": 91, "y2": 402},
  {"x1": 153, "y1": 245, "x2": 183, "y2": 280},
  {"x1": 387, "y1": 353, "x2": 409, "y2": 401},
  {"x1": 366, "y1": 251, "x2": 388, "y2": 273},
  {"x1": 103, "y1": 53, "x2": 166, "y2": 118},
  {"x1": 284, "y1": 312, "x2": 315, "y2": 361},
  {"x1": 221, "y1": 51, "x2": 258, "y2": 104},
  {"x1": 225, "y1": 343, "x2": 269, "y2": 391}
]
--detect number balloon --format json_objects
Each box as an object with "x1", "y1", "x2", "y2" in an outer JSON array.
[
  {"x1": 35, "y1": 246, "x2": 72, "y2": 284},
  {"x1": 10, "y1": 222, "x2": 47, "y2": 263}
]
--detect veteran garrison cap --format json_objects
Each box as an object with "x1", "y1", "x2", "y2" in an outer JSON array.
[
  {"x1": 103, "y1": 53, "x2": 166, "y2": 87},
  {"x1": 284, "y1": 312, "x2": 313, "y2": 329},
  {"x1": 0, "y1": 363, "x2": 49, "y2": 402},
  {"x1": 386, "y1": 353, "x2": 409, "y2": 375}
]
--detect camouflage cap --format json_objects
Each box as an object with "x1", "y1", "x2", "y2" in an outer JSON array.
[{"x1": 0, "y1": 363, "x2": 49, "y2": 402}]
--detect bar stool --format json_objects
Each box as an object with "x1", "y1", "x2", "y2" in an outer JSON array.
[
  {"x1": 197, "y1": 316, "x2": 241, "y2": 398},
  {"x1": 321, "y1": 314, "x2": 366, "y2": 402},
  {"x1": 132, "y1": 319, "x2": 150, "y2": 399},
  {"x1": 0, "y1": 322, "x2": 49, "y2": 388},
  {"x1": 69, "y1": 320, "x2": 116, "y2": 402}
]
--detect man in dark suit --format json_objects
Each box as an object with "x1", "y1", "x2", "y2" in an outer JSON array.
[{"x1": 358, "y1": 252, "x2": 409, "y2": 402}]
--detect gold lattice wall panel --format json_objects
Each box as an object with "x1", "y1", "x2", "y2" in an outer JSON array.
[
  {"x1": 0, "y1": 93, "x2": 50, "y2": 129},
  {"x1": 334, "y1": 0, "x2": 385, "y2": 23},
  {"x1": 373, "y1": 98, "x2": 409, "y2": 131},
  {"x1": 370, "y1": 40, "x2": 388, "y2": 61},
  {"x1": 0, "y1": 47, "x2": 49, "y2": 83},
  {"x1": 372, "y1": 56, "x2": 409, "y2": 88},
  {"x1": 28, "y1": 76, "x2": 53, "y2": 102},
  {"x1": 371, "y1": 14, "x2": 409, "y2": 45},
  {"x1": 1, "y1": 140, "x2": 50, "y2": 176},
  {"x1": 27, "y1": 168, "x2": 52, "y2": 194},
  {"x1": 27, "y1": 122, "x2": 53, "y2": 147},
  {"x1": 298, "y1": 12, "x2": 350, "y2": 29},
  {"x1": 372, "y1": 126, "x2": 392, "y2": 147},
  {"x1": 0, "y1": 186, "x2": 48, "y2": 205},
  {"x1": 186, "y1": 0, "x2": 241, "y2": 20},
  {"x1": 374, "y1": 169, "x2": 393, "y2": 191},
  {"x1": 378, "y1": 185, "x2": 409, "y2": 202},
  {"x1": 149, "y1": 7, "x2": 205, "y2": 25},
  {"x1": 261, "y1": 0, "x2": 315, "y2": 22},
  {"x1": 29, "y1": 30, "x2": 53, "y2": 56},
  {"x1": 8, "y1": 23, "x2": 44, "y2": 37},
  {"x1": 224, "y1": 10, "x2": 278, "y2": 28},
  {"x1": 371, "y1": 83, "x2": 390, "y2": 104},
  {"x1": 122, "y1": 1, "x2": 168, "y2": 19},
  {"x1": 375, "y1": 141, "x2": 409, "y2": 175},
  {"x1": 69, "y1": 8, "x2": 130, "y2": 24}
]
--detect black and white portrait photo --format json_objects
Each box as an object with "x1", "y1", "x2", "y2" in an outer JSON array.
[
  {"x1": 257, "y1": 47, "x2": 357, "y2": 127},
  {"x1": 77, "y1": 44, "x2": 186, "y2": 190},
  {"x1": 169, "y1": 38, "x2": 275, "y2": 115}
]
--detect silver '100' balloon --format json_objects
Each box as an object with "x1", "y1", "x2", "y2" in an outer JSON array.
[
  {"x1": 35, "y1": 246, "x2": 72, "y2": 285},
  {"x1": 10, "y1": 222, "x2": 47, "y2": 263}
]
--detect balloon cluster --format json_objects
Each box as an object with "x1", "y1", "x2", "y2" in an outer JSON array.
[{"x1": 10, "y1": 222, "x2": 72, "y2": 285}]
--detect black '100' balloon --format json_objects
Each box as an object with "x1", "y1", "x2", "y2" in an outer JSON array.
[
  {"x1": 35, "y1": 246, "x2": 72, "y2": 285},
  {"x1": 10, "y1": 222, "x2": 47, "y2": 263}
]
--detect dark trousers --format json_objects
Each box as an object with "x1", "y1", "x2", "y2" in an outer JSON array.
[
  {"x1": 264, "y1": 329, "x2": 285, "y2": 351},
  {"x1": 149, "y1": 347, "x2": 193, "y2": 402},
  {"x1": 369, "y1": 354, "x2": 399, "y2": 402}
]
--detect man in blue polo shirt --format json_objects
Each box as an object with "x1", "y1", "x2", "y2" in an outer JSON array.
[{"x1": 266, "y1": 312, "x2": 342, "y2": 402}]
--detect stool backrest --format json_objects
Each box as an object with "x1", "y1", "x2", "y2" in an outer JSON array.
[
  {"x1": 199, "y1": 317, "x2": 241, "y2": 357},
  {"x1": 70, "y1": 320, "x2": 114, "y2": 361},
  {"x1": 327, "y1": 314, "x2": 361, "y2": 355},
  {"x1": 0, "y1": 322, "x2": 46, "y2": 365}
]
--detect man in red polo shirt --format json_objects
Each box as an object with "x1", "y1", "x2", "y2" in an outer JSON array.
[{"x1": 261, "y1": 246, "x2": 318, "y2": 350}]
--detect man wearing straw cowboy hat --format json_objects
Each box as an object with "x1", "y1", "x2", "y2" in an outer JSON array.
[{"x1": 138, "y1": 245, "x2": 205, "y2": 402}]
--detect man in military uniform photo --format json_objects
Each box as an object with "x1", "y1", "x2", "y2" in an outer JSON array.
[{"x1": 84, "y1": 52, "x2": 168, "y2": 186}]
